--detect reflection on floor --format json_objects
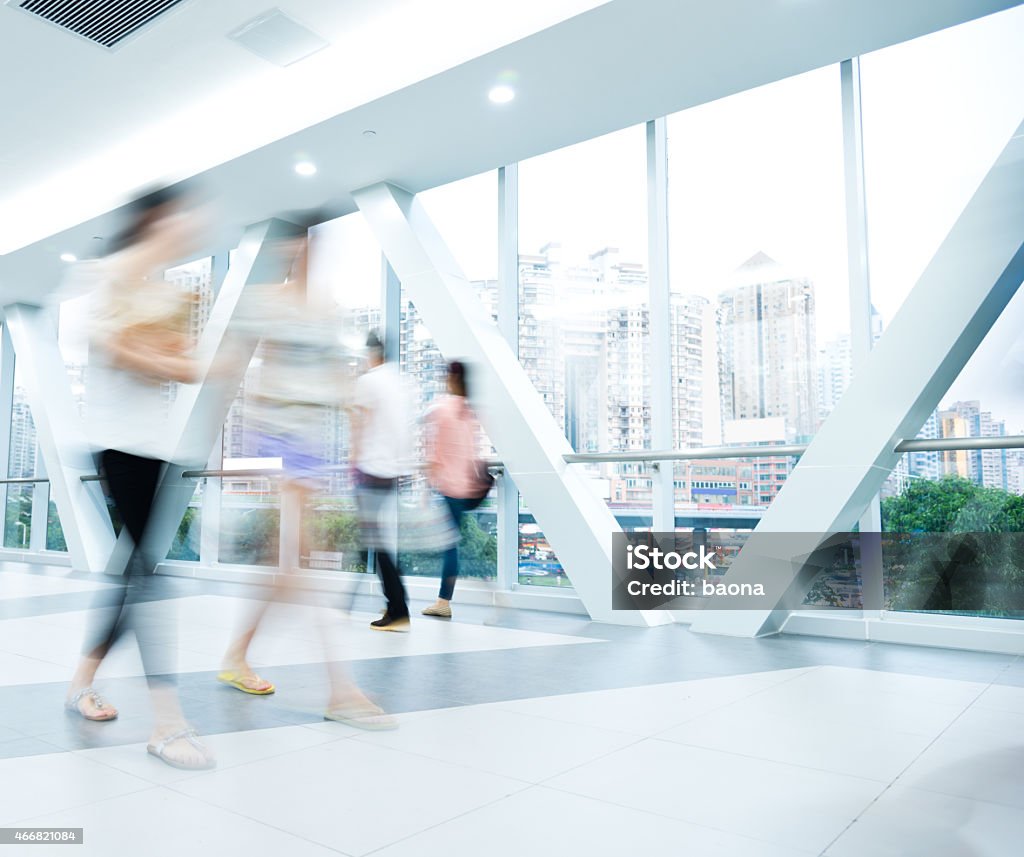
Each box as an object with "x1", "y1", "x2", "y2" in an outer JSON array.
[{"x1": 0, "y1": 563, "x2": 1022, "y2": 856}]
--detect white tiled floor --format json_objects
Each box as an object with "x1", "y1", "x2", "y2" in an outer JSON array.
[
  {"x1": 0, "y1": 593, "x2": 599, "y2": 685},
  {"x1": 3, "y1": 668, "x2": 1022, "y2": 856},
  {"x1": 2, "y1": 568, "x2": 1023, "y2": 856},
  {"x1": 0, "y1": 572, "x2": 114, "y2": 601}
]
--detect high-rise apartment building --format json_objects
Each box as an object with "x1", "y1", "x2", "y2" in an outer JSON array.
[
  {"x1": 816, "y1": 305, "x2": 883, "y2": 423},
  {"x1": 948, "y1": 400, "x2": 1007, "y2": 490},
  {"x1": 670, "y1": 293, "x2": 712, "y2": 449},
  {"x1": 718, "y1": 252, "x2": 818, "y2": 442},
  {"x1": 8, "y1": 391, "x2": 36, "y2": 479}
]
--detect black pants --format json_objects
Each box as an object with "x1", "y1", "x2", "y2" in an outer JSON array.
[
  {"x1": 82, "y1": 450, "x2": 175, "y2": 687},
  {"x1": 355, "y1": 471, "x2": 409, "y2": 619}
]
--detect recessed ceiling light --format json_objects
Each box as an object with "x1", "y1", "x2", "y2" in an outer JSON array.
[
  {"x1": 60, "y1": 252, "x2": 77, "y2": 262},
  {"x1": 488, "y1": 84, "x2": 515, "y2": 104},
  {"x1": 294, "y1": 161, "x2": 317, "y2": 177}
]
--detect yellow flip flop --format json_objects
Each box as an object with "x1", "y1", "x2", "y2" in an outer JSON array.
[{"x1": 217, "y1": 670, "x2": 276, "y2": 695}]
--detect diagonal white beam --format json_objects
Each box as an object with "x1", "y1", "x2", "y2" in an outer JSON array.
[
  {"x1": 353, "y1": 182, "x2": 667, "y2": 626},
  {"x1": 2, "y1": 303, "x2": 115, "y2": 571},
  {"x1": 690, "y1": 117, "x2": 1024, "y2": 637}
]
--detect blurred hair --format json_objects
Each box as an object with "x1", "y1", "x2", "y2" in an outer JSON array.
[
  {"x1": 448, "y1": 360, "x2": 468, "y2": 398},
  {"x1": 108, "y1": 183, "x2": 191, "y2": 254},
  {"x1": 366, "y1": 330, "x2": 385, "y2": 360}
]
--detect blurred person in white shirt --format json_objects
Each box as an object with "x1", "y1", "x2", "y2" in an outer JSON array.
[{"x1": 350, "y1": 331, "x2": 414, "y2": 631}]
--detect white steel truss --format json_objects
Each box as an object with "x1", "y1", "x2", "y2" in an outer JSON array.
[{"x1": 352, "y1": 181, "x2": 668, "y2": 626}]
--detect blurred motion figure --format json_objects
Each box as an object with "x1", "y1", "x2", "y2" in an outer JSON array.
[
  {"x1": 350, "y1": 331, "x2": 414, "y2": 631},
  {"x1": 422, "y1": 360, "x2": 493, "y2": 618},
  {"x1": 217, "y1": 232, "x2": 396, "y2": 728},
  {"x1": 65, "y1": 184, "x2": 215, "y2": 770}
]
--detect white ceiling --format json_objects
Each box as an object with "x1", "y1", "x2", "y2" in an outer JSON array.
[
  {"x1": 0, "y1": 0, "x2": 607, "y2": 252},
  {"x1": 1, "y1": 0, "x2": 1021, "y2": 303}
]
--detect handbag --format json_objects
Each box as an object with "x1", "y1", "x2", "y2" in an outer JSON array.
[
  {"x1": 462, "y1": 460, "x2": 495, "y2": 512},
  {"x1": 396, "y1": 487, "x2": 461, "y2": 552}
]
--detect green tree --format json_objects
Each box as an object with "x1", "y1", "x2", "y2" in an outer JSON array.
[
  {"x1": 881, "y1": 476, "x2": 1024, "y2": 532},
  {"x1": 4, "y1": 488, "x2": 32, "y2": 548},
  {"x1": 880, "y1": 477, "x2": 1024, "y2": 616},
  {"x1": 168, "y1": 506, "x2": 200, "y2": 561},
  {"x1": 47, "y1": 501, "x2": 67, "y2": 552}
]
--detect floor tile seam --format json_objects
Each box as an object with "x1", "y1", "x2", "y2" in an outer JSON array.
[
  {"x1": 691, "y1": 698, "x2": 982, "y2": 734},
  {"x1": 968, "y1": 700, "x2": 1024, "y2": 716},
  {"x1": 474, "y1": 697, "x2": 666, "y2": 738},
  {"x1": 342, "y1": 731, "x2": 571, "y2": 787},
  {"x1": 884, "y1": 685, "x2": 1015, "y2": 791},
  {"x1": 4, "y1": 780, "x2": 160, "y2": 828},
  {"x1": 816, "y1": 683, "x2": 995, "y2": 856},
  {"x1": 639, "y1": 679, "x2": 824, "y2": 741},
  {"x1": 526, "y1": 733, "x2": 660, "y2": 788},
  {"x1": 901, "y1": 778, "x2": 1024, "y2": 812},
  {"x1": 357, "y1": 788, "x2": 537, "y2": 857},
  {"x1": 167, "y1": 767, "x2": 527, "y2": 856},
  {"x1": 824, "y1": 663, "x2": 1001, "y2": 694},
  {"x1": 0, "y1": 648, "x2": 72, "y2": 670},
  {"x1": 537, "y1": 779, "x2": 825, "y2": 856},
  {"x1": 154, "y1": 782, "x2": 359, "y2": 856},
  {"x1": 641, "y1": 735, "x2": 894, "y2": 786},
  {"x1": 172, "y1": 728, "x2": 532, "y2": 789},
  {"x1": 653, "y1": 723, "x2": 951, "y2": 769},
  {"x1": 716, "y1": 663, "x2": 995, "y2": 700}
]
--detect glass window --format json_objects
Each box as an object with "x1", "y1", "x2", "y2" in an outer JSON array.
[
  {"x1": 4, "y1": 358, "x2": 36, "y2": 550},
  {"x1": 668, "y1": 65, "x2": 848, "y2": 446},
  {"x1": 396, "y1": 174, "x2": 500, "y2": 584},
  {"x1": 665, "y1": 66, "x2": 848, "y2": 603},
  {"x1": 518, "y1": 126, "x2": 650, "y2": 586},
  {"x1": 297, "y1": 212, "x2": 384, "y2": 573},
  {"x1": 859, "y1": 8, "x2": 1024, "y2": 618}
]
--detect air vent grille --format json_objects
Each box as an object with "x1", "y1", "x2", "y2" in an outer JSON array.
[{"x1": 16, "y1": 0, "x2": 188, "y2": 49}]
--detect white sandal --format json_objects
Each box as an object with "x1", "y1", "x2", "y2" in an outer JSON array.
[
  {"x1": 65, "y1": 687, "x2": 118, "y2": 721},
  {"x1": 147, "y1": 727, "x2": 216, "y2": 770},
  {"x1": 324, "y1": 704, "x2": 398, "y2": 731}
]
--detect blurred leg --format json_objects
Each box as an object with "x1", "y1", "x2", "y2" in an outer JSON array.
[{"x1": 219, "y1": 480, "x2": 308, "y2": 693}]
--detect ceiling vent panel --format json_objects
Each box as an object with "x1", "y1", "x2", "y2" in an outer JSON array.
[
  {"x1": 228, "y1": 9, "x2": 329, "y2": 67},
  {"x1": 11, "y1": 0, "x2": 189, "y2": 49}
]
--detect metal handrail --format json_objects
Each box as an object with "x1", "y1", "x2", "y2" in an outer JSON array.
[
  {"x1": 3, "y1": 436, "x2": 1020, "y2": 485},
  {"x1": 895, "y1": 436, "x2": 1024, "y2": 453},
  {"x1": 180, "y1": 460, "x2": 505, "y2": 479},
  {"x1": 562, "y1": 434, "x2": 1024, "y2": 464},
  {"x1": 563, "y1": 445, "x2": 808, "y2": 464}
]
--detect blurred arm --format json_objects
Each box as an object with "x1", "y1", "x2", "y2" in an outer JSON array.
[{"x1": 105, "y1": 327, "x2": 199, "y2": 384}]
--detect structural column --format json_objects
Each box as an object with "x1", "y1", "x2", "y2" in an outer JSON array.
[
  {"x1": 646, "y1": 118, "x2": 675, "y2": 533},
  {"x1": 496, "y1": 164, "x2": 520, "y2": 591},
  {"x1": 840, "y1": 57, "x2": 884, "y2": 617}
]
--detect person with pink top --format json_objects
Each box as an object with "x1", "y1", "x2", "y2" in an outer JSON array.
[{"x1": 422, "y1": 361, "x2": 492, "y2": 618}]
